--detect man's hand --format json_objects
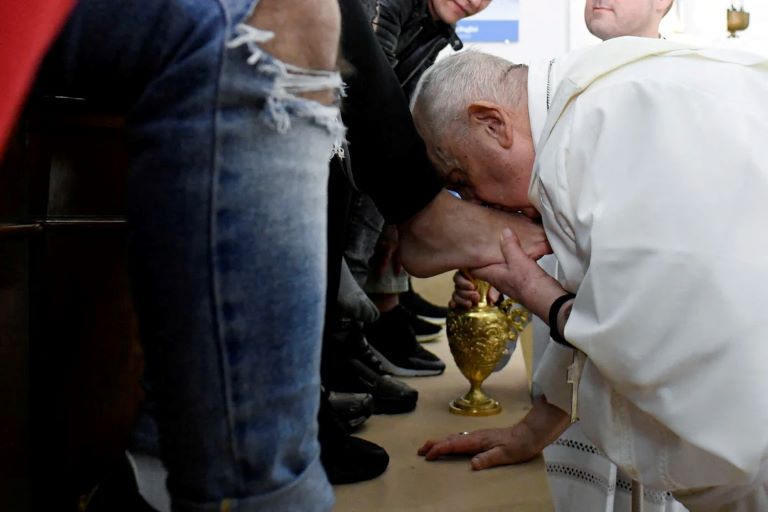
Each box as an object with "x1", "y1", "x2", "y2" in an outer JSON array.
[
  {"x1": 418, "y1": 397, "x2": 570, "y2": 471},
  {"x1": 450, "y1": 270, "x2": 500, "y2": 310},
  {"x1": 472, "y1": 228, "x2": 566, "y2": 321},
  {"x1": 399, "y1": 190, "x2": 552, "y2": 278},
  {"x1": 418, "y1": 426, "x2": 540, "y2": 470}
]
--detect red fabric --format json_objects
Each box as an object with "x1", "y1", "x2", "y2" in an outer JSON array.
[{"x1": 0, "y1": 0, "x2": 75, "y2": 156}]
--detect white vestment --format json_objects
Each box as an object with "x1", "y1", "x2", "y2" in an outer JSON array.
[
  {"x1": 527, "y1": 37, "x2": 768, "y2": 511},
  {"x1": 528, "y1": 54, "x2": 688, "y2": 512}
]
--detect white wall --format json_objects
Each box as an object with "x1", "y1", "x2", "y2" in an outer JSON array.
[
  {"x1": 448, "y1": 0, "x2": 572, "y2": 64},
  {"x1": 445, "y1": 0, "x2": 768, "y2": 63},
  {"x1": 664, "y1": 0, "x2": 768, "y2": 55},
  {"x1": 568, "y1": 0, "x2": 600, "y2": 50}
]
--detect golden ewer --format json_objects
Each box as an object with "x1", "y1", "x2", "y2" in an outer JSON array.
[{"x1": 446, "y1": 278, "x2": 530, "y2": 416}]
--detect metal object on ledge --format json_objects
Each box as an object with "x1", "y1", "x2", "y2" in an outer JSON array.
[
  {"x1": 727, "y1": 6, "x2": 750, "y2": 38},
  {"x1": 446, "y1": 278, "x2": 530, "y2": 416}
]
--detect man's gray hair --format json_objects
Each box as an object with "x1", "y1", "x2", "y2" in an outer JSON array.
[{"x1": 410, "y1": 50, "x2": 527, "y2": 144}]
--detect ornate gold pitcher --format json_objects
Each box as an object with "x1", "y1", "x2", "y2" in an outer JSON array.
[{"x1": 446, "y1": 278, "x2": 530, "y2": 416}]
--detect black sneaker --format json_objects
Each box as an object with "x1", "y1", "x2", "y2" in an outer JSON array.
[
  {"x1": 365, "y1": 306, "x2": 445, "y2": 377},
  {"x1": 323, "y1": 436, "x2": 390, "y2": 485},
  {"x1": 339, "y1": 319, "x2": 388, "y2": 374},
  {"x1": 319, "y1": 392, "x2": 389, "y2": 485},
  {"x1": 406, "y1": 309, "x2": 443, "y2": 342},
  {"x1": 400, "y1": 284, "x2": 449, "y2": 324},
  {"x1": 328, "y1": 358, "x2": 418, "y2": 414},
  {"x1": 325, "y1": 320, "x2": 419, "y2": 413},
  {"x1": 328, "y1": 391, "x2": 374, "y2": 432}
]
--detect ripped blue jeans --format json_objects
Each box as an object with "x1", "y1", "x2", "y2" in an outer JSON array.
[{"x1": 39, "y1": 0, "x2": 343, "y2": 510}]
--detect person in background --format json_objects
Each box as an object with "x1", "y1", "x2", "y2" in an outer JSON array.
[
  {"x1": 373, "y1": 0, "x2": 492, "y2": 97},
  {"x1": 334, "y1": 0, "x2": 495, "y2": 385},
  {"x1": 34, "y1": 1, "x2": 344, "y2": 510},
  {"x1": 585, "y1": 0, "x2": 673, "y2": 40},
  {"x1": 317, "y1": 0, "x2": 547, "y2": 486}
]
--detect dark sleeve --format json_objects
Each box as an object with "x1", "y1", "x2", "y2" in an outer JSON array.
[
  {"x1": 371, "y1": 0, "x2": 409, "y2": 66},
  {"x1": 339, "y1": 0, "x2": 442, "y2": 225}
]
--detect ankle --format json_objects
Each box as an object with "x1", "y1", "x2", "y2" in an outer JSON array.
[{"x1": 371, "y1": 293, "x2": 399, "y2": 313}]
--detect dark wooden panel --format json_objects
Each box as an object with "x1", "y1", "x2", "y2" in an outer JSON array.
[
  {"x1": 0, "y1": 123, "x2": 31, "y2": 221},
  {"x1": 0, "y1": 237, "x2": 31, "y2": 512},
  {"x1": 1, "y1": 98, "x2": 145, "y2": 511},
  {"x1": 31, "y1": 230, "x2": 144, "y2": 509}
]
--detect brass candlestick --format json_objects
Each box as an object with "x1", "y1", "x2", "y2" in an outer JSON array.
[
  {"x1": 727, "y1": 6, "x2": 750, "y2": 38},
  {"x1": 446, "y1": 279, "x2": 530, "y2": 416}
]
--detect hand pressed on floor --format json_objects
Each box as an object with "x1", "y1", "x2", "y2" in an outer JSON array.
[
  {"x1": 418, "y1": 397, "x2": 570, "y2": 471},
  {"x1": 418, "y1": 426, "x2": 540, "y2": 471}
]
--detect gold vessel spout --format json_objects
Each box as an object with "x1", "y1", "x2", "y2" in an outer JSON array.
[{"x1": 446, "y1": 279, "x2": 530, "y2": 416}]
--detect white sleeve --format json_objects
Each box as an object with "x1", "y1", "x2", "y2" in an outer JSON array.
[{"x1": 539, "y1": 77, "x2": 768, "y2": 490}]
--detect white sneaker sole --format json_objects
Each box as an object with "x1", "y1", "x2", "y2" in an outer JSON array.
[
  {"x1": 416, "y1": 315, "x2": 446, "y2": 326},
  {"x1": 415, "y1": 332, "x2": 441, "y2": 343}
]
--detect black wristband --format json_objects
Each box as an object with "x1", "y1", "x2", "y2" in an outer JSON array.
[{"x1": 548, "y1": 293, "x2": 576, "y2": 348}]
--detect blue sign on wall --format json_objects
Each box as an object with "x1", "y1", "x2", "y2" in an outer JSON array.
[
  {"x1": 455, "y1": 0, "x2": 519, "y2": 43},
  {"x1": 455, "y1": 20, "x2": 519, "y2": 42}
]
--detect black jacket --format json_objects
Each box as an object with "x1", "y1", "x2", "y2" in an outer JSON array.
[
  {"x1": 372, "y1": 0, "x2": 463, "y2": 98},
  {"x1": 338, "y1": 0, "x2": 443, "y2": 224}
]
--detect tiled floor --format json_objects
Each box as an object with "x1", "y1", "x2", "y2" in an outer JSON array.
[{"x1": 332, "y1": 273, "x2": 554, "y2": 511}]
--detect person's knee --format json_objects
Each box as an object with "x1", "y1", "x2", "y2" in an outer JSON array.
[{"x1": 245, "y1": 0, "x2": 341, "y2": 104}]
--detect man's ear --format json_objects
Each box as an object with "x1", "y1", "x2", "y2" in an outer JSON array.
[{"x1": 467, "y1": 101, "x2": 513, "y2": 148}]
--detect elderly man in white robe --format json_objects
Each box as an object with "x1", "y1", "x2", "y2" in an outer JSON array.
[
  {"x1": 497, "y1": 1, "x2": 684, "y2": 510},
  {"x1": 412, "y1": 39, "x2": 768, "y2": 512}
]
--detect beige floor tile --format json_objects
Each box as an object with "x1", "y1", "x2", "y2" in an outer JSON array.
[{"x1": 333, "y1": 274, "x2": 553, "y2": 511}]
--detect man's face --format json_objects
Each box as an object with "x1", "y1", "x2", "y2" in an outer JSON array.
[
  {"x1": 584, "y1": 0, "x2": 666, "y2": 40},
  {"x1": 428, "y1": 0, "x2": 493, "y2": 25},
  {"x1": 427, "y1": 122, "x2": 539, "y2": 219}
]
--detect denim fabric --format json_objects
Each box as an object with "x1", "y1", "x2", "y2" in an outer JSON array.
[
  {"x1": 38, "y1": 1, "x2": 342, "y2": 510},
  {"x1": 344, "y1": 191, "x2": 384, "y2": 284},
  {"x1": 344, "y1": 191, "x2": 409, "y2": 295}
]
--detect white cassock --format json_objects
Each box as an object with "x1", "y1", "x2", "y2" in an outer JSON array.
[
  {"x1": 526, "y1": 37, "x2": 768, "y2": 512},
  {"x1": 528, "y1": 54, "x2": 686, "y2": 512}
]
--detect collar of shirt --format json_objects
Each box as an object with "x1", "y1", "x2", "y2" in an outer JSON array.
[{"x1": 526, "y1": 58, "x2": 552, "y2": 150}]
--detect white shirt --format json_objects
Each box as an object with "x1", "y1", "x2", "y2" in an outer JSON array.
[{"x1": 528, "y1": 36, "x2": 768, "y2": 510}]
